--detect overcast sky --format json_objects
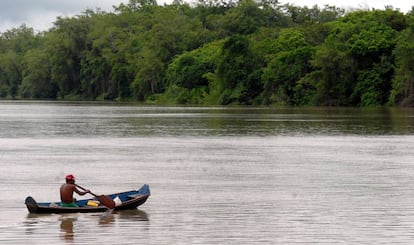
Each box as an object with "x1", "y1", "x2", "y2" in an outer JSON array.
[
  {"x1": 0, "y1": 0, "x2": 412, "y2": 33},
  {"x1": 0, "y1": 0, "x2": 129, "y2": 32}
]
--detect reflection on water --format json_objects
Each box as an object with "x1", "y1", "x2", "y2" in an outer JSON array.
[
  {"x1": 1, "y1": 102, "x2": 414, "y2": 244},
  {"x1": 59, "y1": 216, "x2": 76, "y2": 242},
  {"x1": 117, "y1": 209, "x2": 149, "y2": 221},
  {"x1": 98, "y1": 211, "x2": 115, "y2": 226},
  {"x1": 23, "y1": 210, "x2": 150, "y2": 244},
  {"x1": 0, "y1": 102, "x2": 413, "y2": 137}
]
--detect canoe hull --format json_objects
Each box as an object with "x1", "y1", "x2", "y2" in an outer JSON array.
[{"x1": 25, "y1": 184, "x2": 150, "y2": 214}]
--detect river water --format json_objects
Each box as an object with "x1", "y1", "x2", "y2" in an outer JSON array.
[{"x1": 0, "y1": 101, "x2": 414, "y2": 244}]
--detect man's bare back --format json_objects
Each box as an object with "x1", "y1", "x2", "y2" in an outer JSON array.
[
  {"x1": 60, "y1": 174, "x2": 90, "y2": 204},
  {"x1": 60, "y1": 183, "x2": 77, "y2": 203}
]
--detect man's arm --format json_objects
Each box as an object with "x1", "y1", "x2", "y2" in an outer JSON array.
[{"x1": 74, "y1": 186, "x2": 90, "y2": 195}]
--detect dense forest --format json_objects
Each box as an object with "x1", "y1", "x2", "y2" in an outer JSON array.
[{"x1": 1, "y1": 0, "x2": 414, "y2": 106}]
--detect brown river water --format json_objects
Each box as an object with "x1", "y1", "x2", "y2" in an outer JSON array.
[{"x1": 0, "y1": 101, "x2": 414, "y2": 244}]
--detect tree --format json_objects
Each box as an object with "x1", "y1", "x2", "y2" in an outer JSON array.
[
  {"x1": 130, "y1": 49, "x2": 163, "y2": 100},
  {"x1": 260, "y1": 29, "x2": 314, "y2": 105},
  {"x1": 0, "y1": 51, "x2": 21, "y2": 98},
  {"x1": 48, "y1": 15, "x2": 92, "y2": 98},
  {"x1": 166, "y1": 48, "x2": 216, "y2": 90},
  {"x1": 391, "y1": 19, "x2": 414, "y2": 106},
  {"x1": 217, "y1": 34, "x2": 261, "y2": 104},
  {"x1": 0, "y1": 25, "x2": 40, "y2": 98},
  {"x1": 311, "y1": 44, "x2": 356, "y2": 106},
  {"x1": 221, "y1": 0, "x2": 263, "y2": 35},
  {"x1": 20, "y1": 49, "x2": 58, "y2": 98},
  {"x1": 114, "y1": 0, "x2": 158, "y2": 13},
  {"x1": 0, "y1": 3, "x2": 412, "y2": 106}
]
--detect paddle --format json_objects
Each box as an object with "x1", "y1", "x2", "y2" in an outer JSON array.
[{"x1": 75, "y1": 184, "x2": 115, "y2": 209}]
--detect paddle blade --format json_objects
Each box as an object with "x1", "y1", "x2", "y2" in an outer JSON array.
[{"x1": 97, "y1": 195, "x2": 115, "y2": 209}]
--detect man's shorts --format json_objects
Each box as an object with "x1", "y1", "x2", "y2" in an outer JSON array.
[{"x1": 60, "y1": 201, "x2": 78, "y2": 207}]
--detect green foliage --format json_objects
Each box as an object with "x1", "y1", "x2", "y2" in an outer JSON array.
[
  {"x1": 307, "y1": 9, "x2": 402, "y2": 106},
  {"x1": 130, "y1": 49, "x2": 163, "y2": 100},
  {"x1": 216, "y1": 34, "x2": 262, "y2": 104},
  {"x1": 114, "y1": 0, "x2": 158, "y2": 13},
  {"x1": 282, "y1": 4, "x2": 345, "y2": 25},
  {"x1": 0, "y1": 51, "x2": 21, "y2": 98},
  {"x1": 352, "y1": 56, "x2": 393, "y2": 106},
  {"x1": 1, "y1": 2, "x2": 414, "y2": 106},
  {"x1": 311, "y1": 45, "x2": 356, "y2": 106},
  {"x1": 260, "y1": 28, "x2": 315, "y2": 105},
  {"x1": 221, "y1": 0, "x2": 265, "y2": 35},
  {"x1": 389, "y1": 16, "x2": 414, "y2": 106},
  {"x1": 0, "y1": 25, "x2": 40, "y2": 98},
  {"x1": 151, "y1": 84, "x2": 208, "y2": 104},
  {"x1": 166, "y1": 41, "x2": 221, "y2": 90},
  {"x1": 20, "y1": 48, "x2": 58, "y2": 98}
]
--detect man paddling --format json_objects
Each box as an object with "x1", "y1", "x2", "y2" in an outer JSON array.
[{"x1": 60, "y1": 174, "x2": 90, "y2": 207}]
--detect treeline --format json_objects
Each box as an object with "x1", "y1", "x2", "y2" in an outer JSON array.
[{"x1": 1, "y1": 0, "x2": 414, "y2": 106}]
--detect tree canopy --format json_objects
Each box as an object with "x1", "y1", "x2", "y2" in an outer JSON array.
[{"x1": 1, "y1": 0, "x2": 414, "y2": 106}]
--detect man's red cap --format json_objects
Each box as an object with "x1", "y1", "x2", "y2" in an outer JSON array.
[{"x1": 65, "y1": 174, "x2": 75, "y2": 180}]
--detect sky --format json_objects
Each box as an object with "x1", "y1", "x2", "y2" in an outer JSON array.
[
  {"x1": 0, "y1": 0, "x2": 413, "y2": 33},
  {"x1": 0, "y1": 0, "x2": 129, "y2": 33}
]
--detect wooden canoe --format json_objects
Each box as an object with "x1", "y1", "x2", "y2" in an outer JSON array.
[{"x1": 25, "y1": 184, "x2": 150, "y2": 214}]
